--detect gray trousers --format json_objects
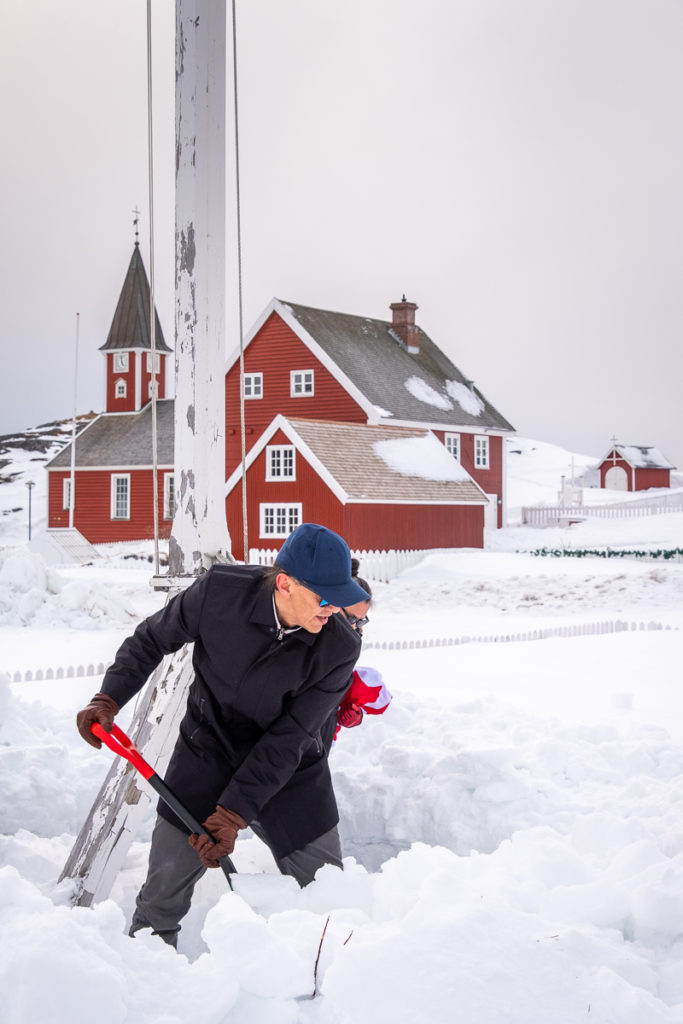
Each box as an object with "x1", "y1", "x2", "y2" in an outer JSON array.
[{"x1": 129, "y1": 815, "x2": 342, "y2": 947}]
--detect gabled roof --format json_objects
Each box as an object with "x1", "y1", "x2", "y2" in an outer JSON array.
[
  {"x1": 601, "y1": 444, "x2": 676, "y2": 471},
  {"x1": 99, "y1": 245, "x2": 172, "y2": 353},
  {"x1": 46, "y1": 400, "x2": 174, "y2": 469},
  {"x1": 226, "y1": 416, "x2": 487, "y2": 505},
  {"x1": 235, "y1": 298, "x2": 514, "y2": 433}
]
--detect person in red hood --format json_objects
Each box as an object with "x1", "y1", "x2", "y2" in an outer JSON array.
[{"x1": 324, "y1": 560, "x2": 393, "y2": 749}]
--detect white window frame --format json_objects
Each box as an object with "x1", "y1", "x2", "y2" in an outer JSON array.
[
  {"x1": 110, "y1": 474, "x2": 131, "y2": 520},
  {"x1": 146, "y1": 351, "x2": 160, "y2": 372},
  {"x1": 113, "y1": 352, "x2": 129, "y2": 372},
  {"x1": 115, "y1": 378, "x2": 127, "y2": 399},
  {"x1": 62, "y1": 477, "x2": 72, "y2": 511},
  {"x1": 163, "y1": 472, "x2": 175, "y2": 520},
  {"x1": 259, "y1": 502, "x2": 302, "y2": 538},
  {"x1": 290, "y1": 369, "x2": 314, "y2": 397},
  {"x1": 243, "y1": 372, "x2": 263, "y2": 399},
  {"x1": 474, "y1": 435, "x2": 490, "y2": 469},
  {"x1": 444, "y1": 432, "x2": 460, "y2": 461},
  {"x1": 266, "y1": 444, "x2": 296, "y2": 481}
]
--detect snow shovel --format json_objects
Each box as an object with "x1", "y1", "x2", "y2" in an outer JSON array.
[{"x1": 91, "y1": 722, "x2": 236, "y2": 888}]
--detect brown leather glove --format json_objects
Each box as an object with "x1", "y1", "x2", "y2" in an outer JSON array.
[
  {"x1": 76, "y1": 692, "x2": 120, "y2": 748},
  {"x1": 189, "y1": 806, "x2": 247, "y2": 868}
]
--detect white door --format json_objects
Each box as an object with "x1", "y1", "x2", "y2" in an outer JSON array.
[
  {"x1": 605, "y1": 466, "x2": 628, "y2": 490},
  {"x1": 484, "y1": 494, "x2": 499, "y2": 529}
]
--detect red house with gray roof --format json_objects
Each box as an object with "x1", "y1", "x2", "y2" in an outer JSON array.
[
  {"x1": 598, "y1": 443, "x2": 676, "y2": 492},
  {"x1": 225, "y1": 297, "x2": 514, "y2": 544}
]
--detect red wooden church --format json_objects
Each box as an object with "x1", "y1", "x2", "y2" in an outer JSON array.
[
  {"x1": 47, "y1": 253, "x2": 516, "y2": 555},
  {"x1": 46, "y1": 245, "x2": 175, "y2": 543},
  {"x1": 598, "y1": 443, "x2": 676, "y2": 492}
]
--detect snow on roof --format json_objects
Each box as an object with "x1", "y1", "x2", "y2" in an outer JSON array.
[
  {"x1": 403, "y1": 376, "x2": 453, "y2": 412},
  {"x1": 608, "y1": 445, "x2": 676, "y2": 470},
  {"x1": 373, "y1": 434, "x2": 473, "y2": 483},
  {"x1": 445, "y1": 379, "x2": 484, "y2": 417}
]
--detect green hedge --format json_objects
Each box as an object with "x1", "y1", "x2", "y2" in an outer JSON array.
[{"x1": 528, "y1": 548, "x2": 683, "y2": 560}]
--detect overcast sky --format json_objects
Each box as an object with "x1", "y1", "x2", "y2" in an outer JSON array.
[{"x1": 2, "y1": 0, "x2": 682, "y2": 472}]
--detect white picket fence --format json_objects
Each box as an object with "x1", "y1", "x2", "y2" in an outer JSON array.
[
  {"x1": 9, "y1": 619, "x2": 676, "y2": 682},
  {"x1": 362, "y1": 619, "x2": 675, "y2": 651},
  {"x1": 248, "y1": 547, "x2": 430, "y2": 583},
  {"x1": 523, "y1": 493, "x2": 683, "y2": 528}
]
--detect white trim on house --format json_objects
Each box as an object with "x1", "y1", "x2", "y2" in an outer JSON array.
[
  {"x1": 134, "y1": 352, "x2": 143, "y2": 410},
  {"x1": 163, "y1": 472, "x2": 175, "y2": 520},
  {"x1": 47, "y1": 464, "x2": 174, "y2": 473},
  {"x1": 474, "y1": 435, "x2": 490, "y2": 469},
  {"x1": 266, "y1": 444, "x2": 296, "y2": 481},
  {"x1": 259, "y1": 502, "x2": 302, "y2": 538},
  {"x1": 243, "y1": 371, "x2": 263, "y2": 399},
  {"x1": 110, "y1": 473, "x2": 131, "y2": 519}
]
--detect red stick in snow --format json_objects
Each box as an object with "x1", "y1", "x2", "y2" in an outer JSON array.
[{"x1": 91, "y1": 722, "x2": 236, "y2": 886}]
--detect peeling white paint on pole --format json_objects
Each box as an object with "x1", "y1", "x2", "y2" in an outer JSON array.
[
  {"x1": 60, "y1": 0, "x2": 233, "y2": 904},
  {"x1": 171, "y1": 0, "x2": 231, "y2": 574}
]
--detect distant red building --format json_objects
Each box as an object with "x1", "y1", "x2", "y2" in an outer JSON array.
[{"x1": 598, "y1": 444, "x2": 675, "y2": 492}]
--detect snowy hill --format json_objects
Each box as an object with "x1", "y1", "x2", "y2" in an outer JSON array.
[{"x1": 2, "y1": 424, "x2": 683, "y2": 1023}]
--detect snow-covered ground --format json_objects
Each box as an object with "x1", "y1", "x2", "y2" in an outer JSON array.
[{"x1": 2, "y1": 427, "x2": 683, "y2": 1023}]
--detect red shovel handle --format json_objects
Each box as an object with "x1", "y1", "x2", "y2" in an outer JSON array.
[{"x1": 91, "y1": 722, "x2": 155, "y2": 780}]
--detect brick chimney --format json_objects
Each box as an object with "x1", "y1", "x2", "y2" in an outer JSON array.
[{"x1": 389, "y1": 296, "x2": 420, "y2": 353}]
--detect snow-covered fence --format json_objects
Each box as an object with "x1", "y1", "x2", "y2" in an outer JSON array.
[
  {"x1": 11, "y1": 620, "x2": 676, "y2": 680},
  {"x1": 362, "y1": 619, "x2": 676, "y2": 651},
  {"x1": 11, "y1": 662, "x2": 108, "y2": 684},
  {"x1": 248, "y1": 547, "x2": 430, "y2": 583},
  {"x1": 522, "y1": 495, "x2": 683, "y2": 528}
]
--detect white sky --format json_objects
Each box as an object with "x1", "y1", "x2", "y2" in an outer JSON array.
[{"x1": 1, "y1": 0, "x2": 682, "y2": 469}]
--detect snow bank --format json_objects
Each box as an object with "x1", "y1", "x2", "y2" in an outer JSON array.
[{"x1": 0, "y1": 548, "x2": 139, "y2": 629}]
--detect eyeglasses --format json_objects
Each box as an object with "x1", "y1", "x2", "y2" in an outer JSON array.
[{"x1": 343, "y1": 610, "x2": 369, "y2": 629}]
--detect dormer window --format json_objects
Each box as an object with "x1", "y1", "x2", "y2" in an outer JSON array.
[
  {"x1": 115, "y1": 379, "x2": 127, "y2": 399},
  {"x1": 290, "y1": 370, "x2": 314, "y2": 397},
  {"x1": 113, "y1": 352, "x2": 129, "y2": 372}
]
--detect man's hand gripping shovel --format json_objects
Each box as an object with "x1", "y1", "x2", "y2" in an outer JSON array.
[{"x1": 91, "y1": 722, "x2": 235, "y2": 889}]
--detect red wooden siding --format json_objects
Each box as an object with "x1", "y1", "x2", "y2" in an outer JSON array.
[
  {"x1": 433, "y1": 430, "x2": 504, "y2": 527},
  {"x1": 599, "y1": 456, "x2": 670, "y2": 491},
  {"x1": 225, "y1": 430, "x2": 484, "y2": 561},
  {"x1": 225, "y1": 312, "x2": 367, "y2": 477},
  {"x1": 105, "y1": 352, "x2": 167, "y2": 413},
  {"x1": 106, "y1": 353, "x2": 137, "y2": 412},
  {"x1": 48, "y1": 468, "x2": 172, "y2": 544}
]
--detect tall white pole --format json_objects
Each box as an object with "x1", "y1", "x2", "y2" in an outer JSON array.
[
  {"x1": 170, "y1": 0, "x2": 231, "y2": 575},
  {"x1": 69, "y1": 312, "x2": 80, "y2": 530},
  {"x1": 146, "y1": 0, "x2": 161, "y2": 578}
]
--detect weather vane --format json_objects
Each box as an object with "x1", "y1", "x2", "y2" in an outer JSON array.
[{"x1": 132, "y1": 206, "x2": 141, "y2": 245}]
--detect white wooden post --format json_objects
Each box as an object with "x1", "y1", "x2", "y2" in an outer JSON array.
[
  {"x1": 61, "y1": 0, "x2": 231, "y2": 905},
  {"x1": 169, "y1": 0, "x2": 231, "y2": 575}
]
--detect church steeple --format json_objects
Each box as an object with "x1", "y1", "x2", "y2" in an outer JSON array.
[{"x1": 99, "y1": 246, "x2": 172, "y2": 413}]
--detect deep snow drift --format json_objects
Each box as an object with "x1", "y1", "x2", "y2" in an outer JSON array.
[{"x1": 1, "y1": 432, "x2": 683, "y2": 1023}]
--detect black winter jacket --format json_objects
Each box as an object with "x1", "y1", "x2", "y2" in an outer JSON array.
[{"x1": 101, "y1": 564, "x2": 361, "y2": 858}]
